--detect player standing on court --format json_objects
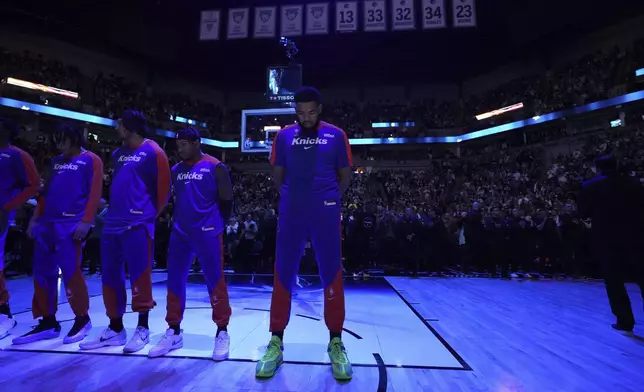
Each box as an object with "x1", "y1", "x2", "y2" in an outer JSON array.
[
  {"x1": 80, "y1": 110, "x2": 171, "y2": 353},
  {"x1": 0, "y1": 118, "x2": 40, "y2": 340},
  {"x1": 148, "y1": 128, "x2": 233, "y2": 360},
  {"x1": 13, "y1": 123, "x2": 103, "y2": 345},
  {"x1": 255, "y1": 87, "x2": 353, "y2": 380}
]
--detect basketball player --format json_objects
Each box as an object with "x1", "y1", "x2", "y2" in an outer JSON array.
[
  {"x1": 13, "y1": 123, "x2": 102, "y2": 345},
  {"x1": 0, "y1": 118, "x2": 39, "y2": 340},
  {"x1": 80, "y1": 110, "x2": 170, "y2": 353},
  {"x1": 148, "y1": 128, "x2": 233, "y2": 360},
  {"x1": 256, "y1": 87, "x2": 353, "y2": 380},
  {"x1": 578, "y1": 155, "x2": 644, "y2": 333}
]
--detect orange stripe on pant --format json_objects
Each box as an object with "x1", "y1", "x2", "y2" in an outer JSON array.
[
  {"x1": 101, "y1": 227, "x2": 156, "y2": 319},
  {"x1": 0, "y1": 272, "x2": 9, "y2": 306},
  {"x1": 32, "y1": 233, "x2": 90, "y2": 318},
  {"x1": 166, "y1": 231, "x2": 231, "y2": 327}
]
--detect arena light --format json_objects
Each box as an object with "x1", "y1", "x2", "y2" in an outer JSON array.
[
  {"x1": 4, "y1": 77, "x2": 79, "y2": 99},
  {"x1": 0, "y1": 97, "x2": 238, "y2": 149},
  {"x1": 475, "y1": 102, "x2": 524, "y2": 121},
  {"x1": 636, "y1": 68, "x2": 644, "y2": 77},
  {"x1": 169, "y1": 115, "x2": 207, "y2": 128}
]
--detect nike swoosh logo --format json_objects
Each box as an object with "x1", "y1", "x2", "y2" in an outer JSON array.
[
  {"x1": 304, "y1": 146, "x2": 313, "y2": 150},
  {"x1": 99, "y1": 336, "x2": 112, "y2": 342}
]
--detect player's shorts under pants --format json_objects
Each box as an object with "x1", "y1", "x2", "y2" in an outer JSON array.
[
  {"x1": 101, "y1": 225, "x2": 156, "y2": 319},
  {"x1": 31, "y1": 221, "x2": 90, "y2": 318},
  {"x1": 165, "y1": 229, "x2": 231, "y2": 327},
  {"x1": 270, "y1": 201, "x2": 345, "y2": 334}
]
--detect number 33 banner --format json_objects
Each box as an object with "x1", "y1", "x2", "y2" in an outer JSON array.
[
  {"x1": 452, "y1": 0, "x2": 477, "y2": 27},
  {"x1": 363, "y1": 0, "x2": 386, "y2": 32},
  {"x1": 391, "y1": 0, "x2": 416, "y2": 31}
]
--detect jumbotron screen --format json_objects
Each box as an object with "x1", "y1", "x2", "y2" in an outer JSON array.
[
  {"x1": 241, "y1": 109, "x2": 297, "y2": 154},
  {"x1": 266, "y1": 65, "x2": 302, "y2": 103}
]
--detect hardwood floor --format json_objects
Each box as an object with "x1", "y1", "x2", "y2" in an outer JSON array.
[{"x1": 1, "y1": 277, "x2": 642, "y2": 392}]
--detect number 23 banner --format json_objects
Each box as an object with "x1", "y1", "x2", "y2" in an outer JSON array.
[
  {"x1": 452, "y1": 0, "x2": 476, "y2": 27},
  {"x1": 391, "y1": 0, "x2": 416, "y2": 31}
]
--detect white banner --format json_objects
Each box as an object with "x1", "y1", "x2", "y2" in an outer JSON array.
[
  {"x1": 281, "y1": 5, "x2": 304, "y2": 37},
  {"x1": 200, "y1": 10, "x2": 221, "y2": 40},
  {"x1": 452, "y1": 0, "x2": 477, "y2": 28},
  {"x1": 364, "y1": 0, "x2": 386, "y2": 32},
  {"x1": 254, "y1": 7, "x2": 277, "y2": 38},
  {"x1": 392, "y1": 0, "x2": 415, "y2": 30},
  {"x1": 336, "y1": 2, "x2": 358, "y2": 33},
  {"x1": 306, "y1": 3, "x2": 330, "y2": 35},
  {"x1": 422, "y1": 0, "x2": 446, "y2": 29},
  {"x1": 227, "y1": 8, "x2": 249, "y2": 39}
]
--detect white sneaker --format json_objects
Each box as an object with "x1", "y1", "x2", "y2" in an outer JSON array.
[
  {"x1": 124, "y1": 326, "x2": 150, "y2": 353},
  {"x1": 79, "y1": 327, "x2": 127, "y2": 350},
  {"x1": 63, "y1": 319, "x2": 92, "y2": 344},
  {"x1": 510, "y1": 273, "x2": 519, "y2": 279},
  {"x1": 212, "y1": 331, "x2": 230, "y2": 361},
  {"x1": 0, "y1": 314, "x2": 17, "y2": 340},
  {"x1": 148, "y1": 328, "x2": 183, "y2": 358}
]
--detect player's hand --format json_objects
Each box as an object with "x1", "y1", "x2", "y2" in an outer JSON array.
[
  {"x1": 26, "y1": 217, "x2": 38, "y2": 239},
  {"x1": 73, "y1": 221, "x2": 92, "y2": 241}
]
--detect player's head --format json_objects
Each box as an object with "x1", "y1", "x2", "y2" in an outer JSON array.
[
  {"x1": 0, "y1": 117, "x2": 19, "y2": 146},
  {"x1": 595, "y1": 154, "x2": 618, "y2": 175},
  {"x1": 53, "y1": 122, "x2": 86, "y2": 154},
  {"x1": 176, "y1": 127, "x2": 201, "y2": 161},
  {"x1": 116, "y1": 110, "x2": 148, "y2": 140},
  {"x1": 294, "y1": 87, "x2": 322, "y2": 131}
]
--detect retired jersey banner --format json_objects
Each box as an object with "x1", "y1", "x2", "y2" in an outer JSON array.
[
  {"x1": 306, "y1": 3, "x2": 330, "y2": 35},
  {"x1": 422, "y1": 0, "x2": 446, "y2": 29},
  {"x1": 452, "y1": 0, "x2": 477, "y2": 27},
  {"x1": 200, "y1": 10, "x2": 221, "y2": 40},
  {"x1": 254, "y1": 7, "x2": 277, "y2": 38},
  {"x1": 391, "y1": 0, "x2": 416, "y2": 30},
  {"x1": 281, "y1": 5, "x2": 304, "y2": 37},
  {"x1": 335, "y1": 2, "x2": 358, "y2": 33},
  {"x1": 364, "y1": 0, "x2": 387, "y2": 32},
  {"x1": 227, "y1": 8, "x2": 249, "y2": 39}
]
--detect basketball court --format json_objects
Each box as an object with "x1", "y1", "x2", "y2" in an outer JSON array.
[{"x1": 0, "y1": 273, "x2": 468, "y2": 370}]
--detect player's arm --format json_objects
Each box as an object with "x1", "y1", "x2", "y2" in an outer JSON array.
[
  {"x1": 270, "y1": 130, "x2": 286, "y2": 193},
  {"x1": 32, "y1": 159, "x2": 55, "y2": 221},
  {"x1": 336, "y1": 131, "x2": 353, "y2": 196},
  {"x1": 3, "y1": 148, "x2": 40, "y2": 212},
  {"x1": 215, "y1": 162, "x2": 234, "y2": 222},
  {"x1": 81, "y1": 153, "x2": 104, "y2": 223},
  {"x1": 153, "y1": 144, "x2": 172, "y2": 217}
]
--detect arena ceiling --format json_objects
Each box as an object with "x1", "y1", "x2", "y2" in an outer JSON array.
[{"x1": 2, "y1": 0, "x2": 644, "y2": 89}]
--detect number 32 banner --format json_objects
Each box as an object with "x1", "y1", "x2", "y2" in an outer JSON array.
[
  {"x1": 391, "y1": 0, "x2": 416, "y2": 31},
  {"x1": 452, "y1": 0, "x2": 477, "y2": 27}
]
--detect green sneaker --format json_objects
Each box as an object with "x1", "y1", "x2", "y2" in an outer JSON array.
[
  {"x1": 328, "y1": 337, "x2": 353, "y2": 380},
  {"x1": 255, "y1": 336, "x2": 284, "y2": 378}
]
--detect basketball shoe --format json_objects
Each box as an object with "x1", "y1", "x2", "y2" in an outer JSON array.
[
  {"x1": 255, "y1": 335, "x2": 284, "y2": 378},
  {"x1": 0, "y1": 313, "x2": 16, "y2": 340},
  {"x1": 148, "y1": 328, "x2": 183, "y2": 358},
  {"x1": 328, "y1": 337, "x2": 353, "y2": 380},
  {"x1": 12, "y1": 319, "x2": 61, "y2": 345}
]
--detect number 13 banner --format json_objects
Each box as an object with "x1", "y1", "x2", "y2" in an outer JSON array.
[
  {"x1": 391, "y1": 0, "x2": 416, "y2": 31},
  {"x1": 452, "y1": 0, "x2": 477, "y2": 28},
  {"x1": 336, "y1": 1, "x2": 358, "y2": 32}
]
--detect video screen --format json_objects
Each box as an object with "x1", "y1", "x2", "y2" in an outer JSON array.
[
  {"x1": 266, "y1": 65, "x2": 302, "y2": 103},
  {"x1": 241, "y1": 110, "x2": 297, "y2": 153}
]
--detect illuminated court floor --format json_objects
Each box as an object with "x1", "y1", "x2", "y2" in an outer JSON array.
[{"x1": 0, "y1": 273, "x2": 468, "y2": 370}]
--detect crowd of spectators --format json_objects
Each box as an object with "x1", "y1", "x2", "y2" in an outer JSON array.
[
  {"x1": 2, "y1": 40, "x2": 642, "y2": 139},
  {"x1": 2, "y1": 37, "x2": 644, "y2": 280}
]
